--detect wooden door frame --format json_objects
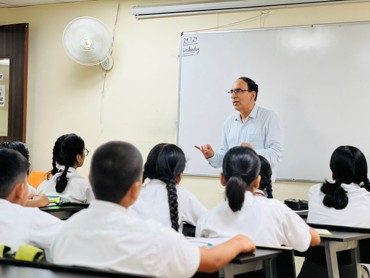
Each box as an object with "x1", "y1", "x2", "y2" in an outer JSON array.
[{"x1": 0, "y1": 23, "x2": 29, "y2": 143}]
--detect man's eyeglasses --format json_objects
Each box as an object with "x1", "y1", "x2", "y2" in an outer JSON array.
[
  {"x1": 84, "y1": 149, "x2": 89, "y2": 156},
  {"x1": 227, "y1": 88, "x2": 252, "y2": 95}
]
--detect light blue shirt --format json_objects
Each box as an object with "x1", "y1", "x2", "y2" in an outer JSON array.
[{"x1": 208, "y1": 105, "x2": 283, "y2": 181}]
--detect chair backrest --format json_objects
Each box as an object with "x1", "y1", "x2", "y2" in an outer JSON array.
[{"x1": 28, "y1": 171, "x2": 47, "y2": 189}]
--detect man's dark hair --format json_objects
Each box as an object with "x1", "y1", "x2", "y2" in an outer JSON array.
[{"x1": 238, "y1": 76, "x2": 259, "y2": 101}]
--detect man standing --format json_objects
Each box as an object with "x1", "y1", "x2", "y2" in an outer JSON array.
[{"x1": 196, "y1": 76, "x2": 283, "y2": 182}]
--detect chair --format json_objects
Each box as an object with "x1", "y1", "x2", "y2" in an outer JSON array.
[{"x1": 28, "y1": 171, "x2": 47, "y2": 189}]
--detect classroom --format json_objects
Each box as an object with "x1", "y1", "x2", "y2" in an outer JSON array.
[
  {"x1": 1, "y1": 0, "x2": 370, "y2": 277},
  {"x1": 2, "y1": 0, "x2": 370, "y2": 207}
]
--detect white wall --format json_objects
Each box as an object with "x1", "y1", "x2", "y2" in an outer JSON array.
[{"x1": 1, "y1": 0, "x2": 370, "y2": 207}]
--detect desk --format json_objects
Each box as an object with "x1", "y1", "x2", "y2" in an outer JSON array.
[
  {"x1": 193, "y1": 246, "x2": 295, "y2": 278},
  {"x1": 0, "y1": 258, "x2": 153, "y2": 278},
  {"x1": 296, "y1": 224, "x2": 370, "y2": 278},
  {"x1": 40, "y1": 203, "x2": 88, "y2": 220},
  {"x1": 318, "y1": 230, "x2": 370, "y2": 278}
]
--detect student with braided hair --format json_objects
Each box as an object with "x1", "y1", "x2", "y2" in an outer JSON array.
[
  {"x1": 37, "y1": 134, "x2": 94, "y2": 203},
  {"x1": 130, "y1": 143, "x2": 206, "y2": 232},
  {"x1": 45, "y1": 134, "x2": 70, "y2": 180},
  {"x1": 196, "y1": 146, "x2": 320, "y2": 252}
]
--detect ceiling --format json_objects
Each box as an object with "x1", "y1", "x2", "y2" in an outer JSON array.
[{"x1": 0, "y1": 0, "x2": 95, "y2": 8}]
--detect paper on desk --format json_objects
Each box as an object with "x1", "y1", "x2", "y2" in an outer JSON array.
[
  {"x1": 315, "y1": 228, "x2": 332, "y2": 235},
  {"x1": 186, "y1": 237, "x2": 229, "y2": 247}
]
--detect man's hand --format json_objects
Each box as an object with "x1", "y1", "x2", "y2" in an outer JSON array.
[{"x1": 195, "y1": 144, "x2": 215, "y2": 159}]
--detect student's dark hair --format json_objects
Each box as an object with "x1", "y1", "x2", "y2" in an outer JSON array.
[
  {"x1": 0, "y1": 149, "x2": 29, "y2": 198},
  {"x1": 238, "y1": 76, "x2": 259, "y2": 101},
  {"x1": 47, "y1": 134, "x2": 70, "y2": 179},
  {"x1": 90, "y1": 141, "x2": 143, "y2": 203},
  {"x1": 55, "y1": 134, "x2": 85, "y2": 193},
  {"x1": 321, "y1": 145, "x2": 370, "y2": 209},
  {"x1": 223, "y1": 146, "x2": 261, "y2": 212},
  {"x1": 143, "y1": 143, "x2": 186, "y2": 231},
  {"x1": 0, "y1": 141, "x2": 30, "y2": 175},
  {"x1": 258, "y1": 155, "x2": 273, "y2": 198}
]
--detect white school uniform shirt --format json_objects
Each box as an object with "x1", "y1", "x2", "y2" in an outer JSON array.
[
  {"x1": 0, "y1": 199, "x2": 63, "y2": 258},
  {"x1": 37, "y1": 166, "x2": 94, "y2": 203},
  {"x1": 28, "y1": 184, "x2": 37, "y2": 195},
  {"x1": 307, "y1": 182, "x2": 370, "y2": 228},
  {"x1": 51, "y1": 200, "x2": 200, "y2": 278},
  {"x1": 129, "y1": 179, "x2": 207, "y2": 231},
  {"x1": 196, "y1": 191, "x2": 311, "y2": 252}
]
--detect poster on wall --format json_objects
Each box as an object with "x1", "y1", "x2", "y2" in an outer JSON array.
[{"x1": 0, "y1": 85, "x2": 5, "y2": 107}]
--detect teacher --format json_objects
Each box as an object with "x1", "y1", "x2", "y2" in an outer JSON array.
[{"x1": 196, "y1": 76, "x2": 283, "y2": 182}]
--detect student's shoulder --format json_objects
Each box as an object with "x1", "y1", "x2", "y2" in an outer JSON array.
[
  {"x1": 8, "y1": 202, "x2": 61, "y2": 224},
  {"x1": 198, "y1": 202, "x2": 227, "y2": 220},
  {"x1": 133, "y1": 217, "x2": 184, "y2": 242},
  {"x1": 177, "y1": 186, "x2": 200, "y2": 199},
  {"x1": 36, "y1": 178, "x2": 53, "y2": 191},
  {"x1": 31, "y1": 206, "x2": 63, "y2": 221},
  {"x1": 257, "y1": 197, "x2": 298, "y2": 215},
  {"x1": 309, "y1": 183, "x2": 323, "y2": 194}
]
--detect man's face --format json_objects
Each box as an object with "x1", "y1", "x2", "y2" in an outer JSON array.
[{"x1": 230, "y1": 79, "x2": 256, "y2": 113}]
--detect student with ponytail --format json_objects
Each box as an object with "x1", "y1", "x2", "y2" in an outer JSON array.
[
  {"x1": 196, "y1": 146, "x2": 320, "y2": 252},
  {"x1": 37, "y1": 134, "x2": 94, "y2": 203},
  {"x1": 130, "y1": 143, "x2": 207, "y2": 232},
  {"x1": 298, "y1": 146, "x2": 370, "y2": 277},
  {"x1": 254, "y1": 155, "x2": 273, "y2": 198},
  {"x1": 307, "y1": 145, "x2": 370, "y2": 227}
]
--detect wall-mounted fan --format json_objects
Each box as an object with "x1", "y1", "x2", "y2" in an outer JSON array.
[{"x1": 62, "y1": 16, "x2": 113, "y2": 71}]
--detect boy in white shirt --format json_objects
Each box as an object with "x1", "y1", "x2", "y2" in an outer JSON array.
[
  {"x1": 0, "y1": 149, "x2": 63, "y2": 258},
  {"x1": 51, "y1": 141, "x2": 255, "y2": 278}
]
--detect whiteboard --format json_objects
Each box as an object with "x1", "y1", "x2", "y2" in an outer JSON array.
[{"x1": 177, "y1": 22, "x2": 370, "y2": 181}]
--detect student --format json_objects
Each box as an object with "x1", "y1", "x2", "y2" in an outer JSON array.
[
  {"x1": 37, "y1": 133, "x2": 94, "y2": 203},
  {"x1": 0, "y1": 141, "x2": 49, "y2": 207},
  {"x1": 0, "y1": 149, "x2": 63, "y2": 258},
  {"x1": 254, "y1": 155, "x2": 273, "y2": 198},
  {"x1": 307, "y1": 145, "x2": 370, "y2": 227},
  {"x1": 130, "y1": 143, "x2": 207, "y2": 232},
  {"x1": 50, "y1": 141, "x2": 256, "y2": 278},
  {"x1": 299, "y1": 145, "x2": 370, "y2": 278},
  {"x1": 196, "y1": 146, "x2": 320, "y2": 252}
]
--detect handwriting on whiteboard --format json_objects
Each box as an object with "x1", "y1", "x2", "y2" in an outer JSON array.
[{"x1": 182, "y1": 36, "x2": 199, "y2": 56}]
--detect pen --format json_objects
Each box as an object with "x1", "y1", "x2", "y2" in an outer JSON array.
[{"x1": 189, "y1": 241, "x2": 213, "y2": 247}]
